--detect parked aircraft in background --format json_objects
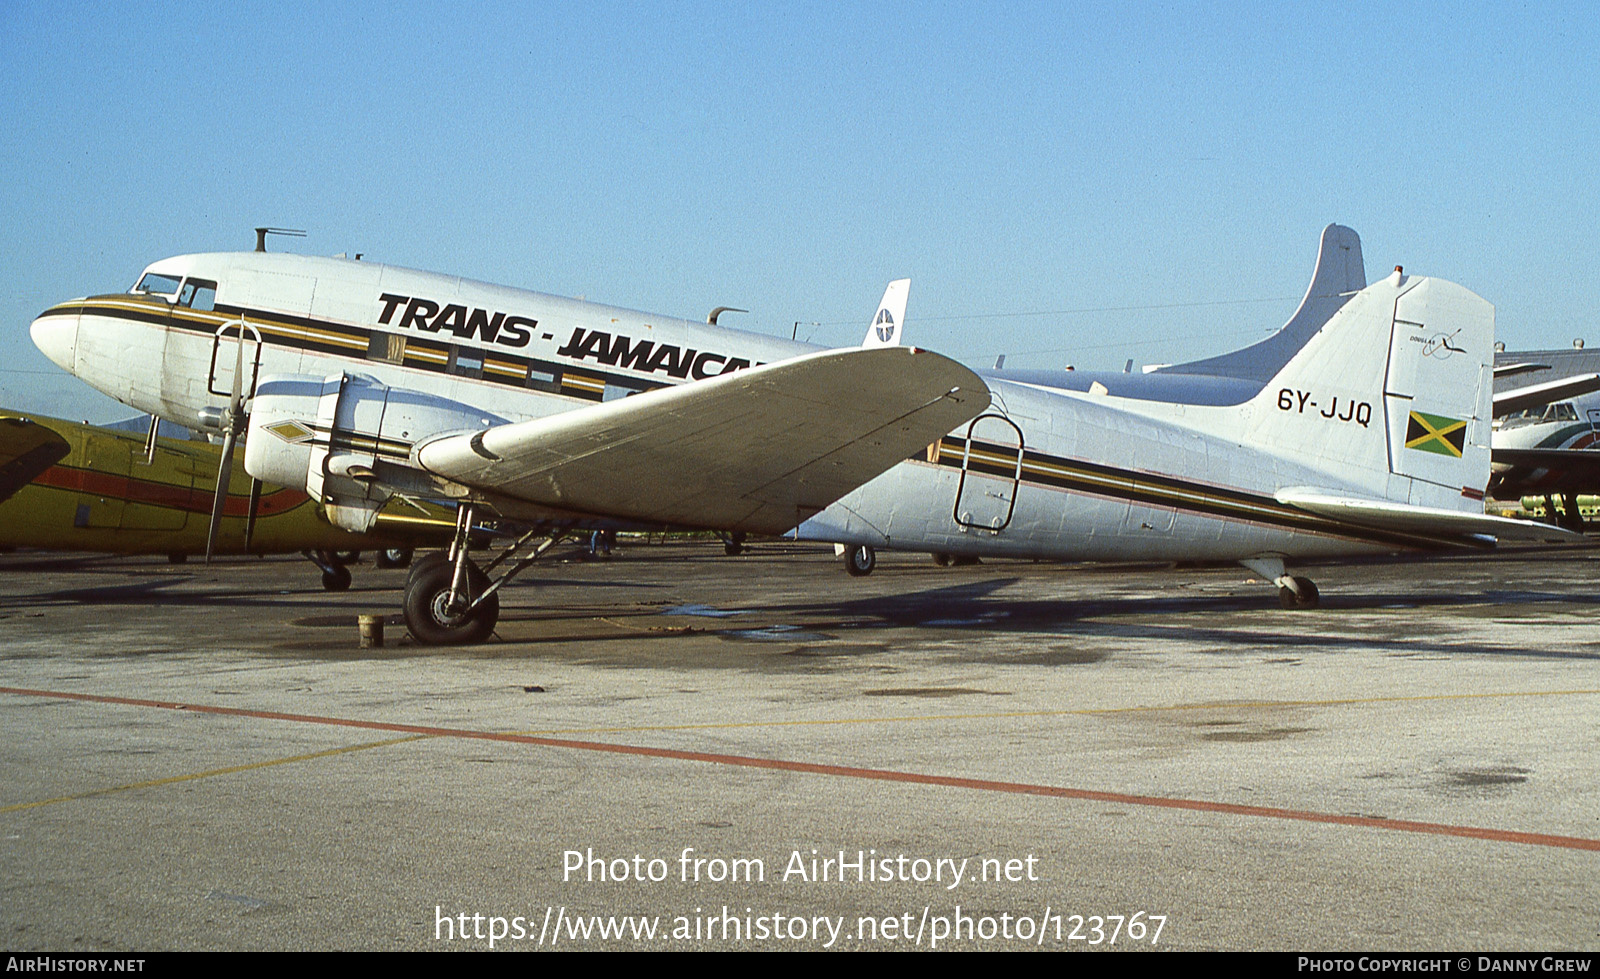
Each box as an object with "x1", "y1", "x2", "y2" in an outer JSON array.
[
  {"x1": 0, "y1": 410, "x2": 450, "y2": 589},
  {"x1": 1488, "y1": 389, "x2": 1600, "y2": 530},
  {"x1": 30, "y1": 258, "x2": 985, "y2": 641}
]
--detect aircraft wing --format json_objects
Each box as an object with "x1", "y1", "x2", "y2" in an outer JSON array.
[
  {"x1": 1275, "y1": 488, "x2": 1583, "y2": 543},
  {"x1": 0, "y1": 415, "x2": 72, "y2": 506},
  {"x1": 1493, "y1": 373, "x2": 1600, "y2": 417},
  {"x1": 1489, "y1": 447, "x2": 1600, "y2": 496},
  {"x1": 415, "y1": 346, "x2": 988, "y2": 534}
]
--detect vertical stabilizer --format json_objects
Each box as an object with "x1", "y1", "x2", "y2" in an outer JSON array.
[
  {"x1": 862, "y1": 279, "x2": 909, "y2": 348},
  {"x1": 1164, "y1": 224, "x2": 1366, "y2": 382},
  {"x1": 1240, "y1": 269, "x2": 1494, "y2": 512}
]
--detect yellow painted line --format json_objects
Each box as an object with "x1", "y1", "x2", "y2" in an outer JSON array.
[
  {"x1": 0, "y1": 735, "x2": 428, "y2": 815},
  {"x1": 504, "y1": 688, "x2": 1600, "y2": 737}
]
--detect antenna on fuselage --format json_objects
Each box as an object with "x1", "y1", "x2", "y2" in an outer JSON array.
[
  {"x1": 707, "y1": 306, "x2": 747, "y2": 326},
  {"x1": 253, "y1": 227, "x2": 307, "y2": 252}
]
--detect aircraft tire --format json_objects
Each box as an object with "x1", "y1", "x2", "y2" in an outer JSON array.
[
  {"x1": 406, "y1": 551, "x2": 451, "y2": 587},
  {"x1": 322, "y1": 565, "x2": 352, "y2": 592},
  {"x1": 931, "y1": 553, "x2": 952, "y2": 566},
  {"x1": 404, "y1": 560, "x2": 499, "y2": 645},
  {"x1": 1277, "y1": 577, "x2": 1320, "y2": 610},
  {"x1": 843, "y1": 544, "x2": 876, "y2": 577},
  {"x1": 375, "y1": 547, "x2": 413, "y2": 569}
]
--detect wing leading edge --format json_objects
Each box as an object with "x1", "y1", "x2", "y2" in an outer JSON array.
[{"x1": 416, "y1": 346, "x2": 989, "y2": 534}]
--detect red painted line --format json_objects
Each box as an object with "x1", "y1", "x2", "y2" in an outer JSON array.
[
  {"x1": 6, "y1": 685, "x2": 1598, "y2": 853},
  {"x1": 32, "y1": 466, "x2": 309, "y2": 516}
]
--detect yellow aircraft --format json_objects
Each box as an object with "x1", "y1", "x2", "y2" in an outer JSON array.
[{"x1": 0, "y1": 410, "x2": 452, "y2": 588}]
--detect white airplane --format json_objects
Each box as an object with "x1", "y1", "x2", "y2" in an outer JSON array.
[
  {"x1": 1490, "y1": 385, "x2": 1600, "y2": 529},
  {"x1": 794, "y1": 224, "x2": 1577, "y2": 596},
  {"x1": 30, "y1": 226, "x2": 1570, "y2": 642},
  {"x1": 28, "y1": 257, "x2": 984, "y2": 642}
]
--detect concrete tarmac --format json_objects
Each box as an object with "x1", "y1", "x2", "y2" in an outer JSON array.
[{"x1": 1, "y1": 540, "x2": 1596, "y2": 951}]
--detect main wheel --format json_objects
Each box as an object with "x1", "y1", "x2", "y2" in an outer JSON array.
[
  {"x1": 374, "y1": 547, "x2": 413, "y2": 569},
  {"x1": 843, "y1": 544, "x2": 876, "y2": 577},
  {"x1": 404, "y1": 560, "x2": 499, "y2": 644},
  {"x1": 406, "y1": 551, "x2": 451, "y2": 587},
  {"x1": 321, "y1": 565, "x2": 352, "y2": 592},
  {"x1": 931, "y1": 553, "x2": 952, "y2": 566}
]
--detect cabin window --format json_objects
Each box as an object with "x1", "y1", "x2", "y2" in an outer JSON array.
[
  {"x1": 526, "y1": 365, "x2": 563, "y2": 394},
  {"x1": 178, "y1": 279, "x2": 217, "y2": 311},
  {"x1": 133, "y1": 272, "x2": 182, "y2": 297},
  {"x1": 368, "y1": 332, "x2": 407, "y2": 364},
  {"x1": 448, "y1": 345, "x2": 484, "y2": 378}
]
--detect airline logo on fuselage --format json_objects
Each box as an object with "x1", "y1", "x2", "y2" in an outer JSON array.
[
  {"x1": 554, "y1": 328, "x2": 753, "y2": 380},
  {"x1": 378, "y1": 293, "x2": 535, "y2": 348}
]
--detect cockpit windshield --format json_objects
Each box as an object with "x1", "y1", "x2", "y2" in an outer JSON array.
[
  {"x1": 130, "y1": 272, "x2": 217, "y2": 311},
  {"x1": 1498, "y1": 402, "x2": 1580, "y2": 429},
  {"x1": 133, "y1": 272, "x2": 183, "y2": 297}
]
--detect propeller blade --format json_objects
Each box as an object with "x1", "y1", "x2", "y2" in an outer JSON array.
[
  {"x1": 206, "y1": 321, "x2": 252, "y2": 563},
  {"x1": 204, "y1": 425, "x2": 238, "y2": 562},
  {"x1": 244, "y1": 477, "x2": 262, "y2": 550}
]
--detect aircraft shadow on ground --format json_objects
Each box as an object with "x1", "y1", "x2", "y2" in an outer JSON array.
[{"x1": 762, "y1": 578, "x2": 1600, "y2": 662}]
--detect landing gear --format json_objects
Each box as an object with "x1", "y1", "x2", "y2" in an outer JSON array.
[
  {"x1": 402, "y1": 559, "x2": 498, "y2": 645},
  {"x1": 306, "y1": 549, "x2": 352, "y2": 591},
  {"x1": 374, "y1": 547, "x2": 413, "y2": 569},
  {"x1": 398, "y1": 508, "x2": 575, "y2": 645},
  {"x1": 932, "y1": 552, "x2": 952, "y2": 566},
  {"x1": 722, "y1": 532, "x2": 746, "y2": 556},
  {"x1": 1277, "y1": 576, "x2": 1320, "y2": 610},
  {"x1": 843, "y1": 544, "x2": 876, "y2": 577},
  {"x1": 1242, "y1": 557, "x2": 1320, "y2": 611}
]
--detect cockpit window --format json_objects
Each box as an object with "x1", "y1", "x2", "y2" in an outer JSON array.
[
  {"x1": 178, "y1": 278, "x2": 217, "y2": 311},
  {"x1": 133, "y1": 272, "x2": 183, "y2": 297}
]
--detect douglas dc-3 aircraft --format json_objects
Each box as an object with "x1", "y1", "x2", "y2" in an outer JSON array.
[
  {"x1": 0, "y1": 410, "x2": 450, "y2": 588},
  {"x1": 30, "y1": 226, "x2": 1571, "y2": 643},
  {"x1": 30, "y1": 255, "x2": 985, "y2": 642}
]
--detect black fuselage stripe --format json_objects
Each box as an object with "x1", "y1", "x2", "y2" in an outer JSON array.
[{"x1": 939, "y1": 437, "x2": 1463, "y2": 550}]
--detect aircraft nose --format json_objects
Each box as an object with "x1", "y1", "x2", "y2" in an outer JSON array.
[{"x1": 30, "y1": 307, "x2": 79, "y2": 372}]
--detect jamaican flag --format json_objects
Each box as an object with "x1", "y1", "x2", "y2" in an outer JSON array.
[{"x1": 1405, "y1": 411, "x2": 1467, "y2": 457}]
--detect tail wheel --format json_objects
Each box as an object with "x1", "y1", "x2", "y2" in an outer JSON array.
[
  {"x1": 843, "y1": 544, "x2": 876, "y2": 577},
  {"x1": 1277, "y1": 576, "x2": 1320, "y2": 609},
  {"x1": 403, "y1": 560, "x2": 499, "y2": 645}
]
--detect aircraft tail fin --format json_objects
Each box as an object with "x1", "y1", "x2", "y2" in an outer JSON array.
[
  {"x1": 1244, "y1": 268, "x2": 1495, "y2": 515},
  {"x1": 1163, "y1": 224, "x2": 1366, "y2": 382},
  {"x1": 862, "y1": 279, "x2": 909, "y2": 348}
]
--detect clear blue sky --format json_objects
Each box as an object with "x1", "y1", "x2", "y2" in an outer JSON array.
[{"x1": 4, "y1": 1, "x2": 1596, "y2": 421}]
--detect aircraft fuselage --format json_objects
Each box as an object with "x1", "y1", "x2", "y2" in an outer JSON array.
[{"x1": 32, "y1": 252, "x2": 1482, "y2": 567}]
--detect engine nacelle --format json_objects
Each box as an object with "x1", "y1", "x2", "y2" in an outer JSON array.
[{"x1": 245, "y1": 372, "x2": 506, "y2": 532}]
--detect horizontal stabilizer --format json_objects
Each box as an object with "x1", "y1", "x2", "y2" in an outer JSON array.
[
  {"x1": 417, "y1": 346, "x2": 989, "y2": 534},
  {"x1": 1492, "y1": 361, "x2": 1550, "y2": 380},
  {"x1": 1493, "y1": 373, "x2": 1600, "y2": 417},
  {"x1": 1276, "y1": 488, "x2": 1583, "y2": 543}
]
